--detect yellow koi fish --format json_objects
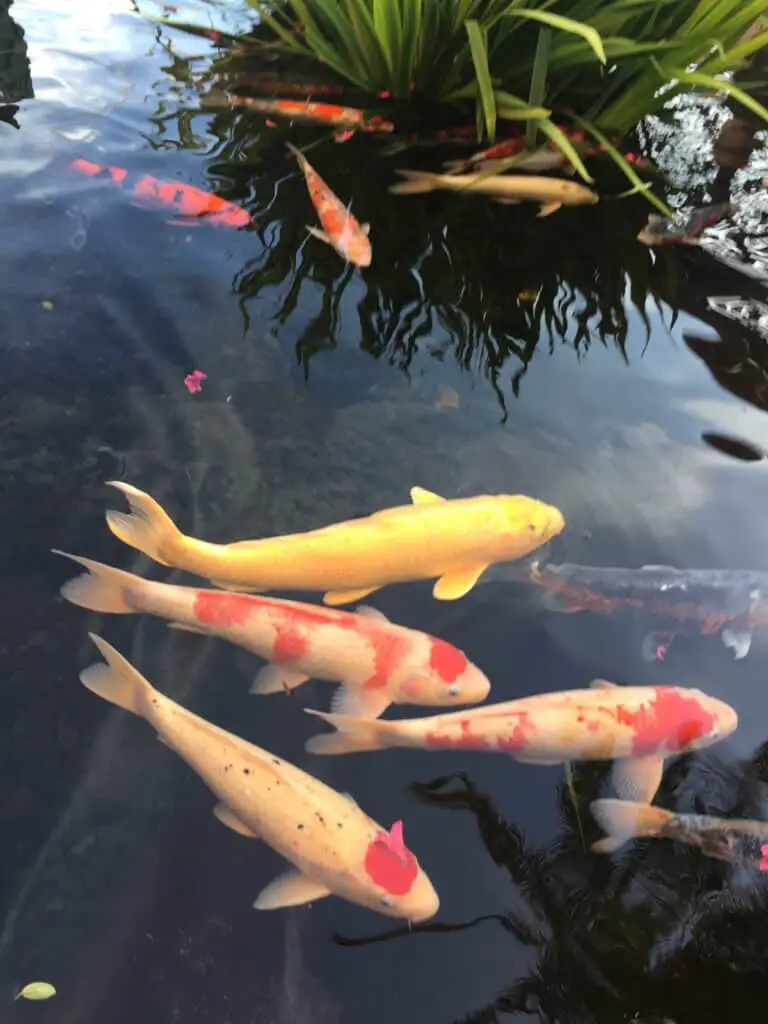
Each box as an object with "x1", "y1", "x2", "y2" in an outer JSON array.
[
  {"x1": 104, "y1": 482, "x2": 565, "y2": 605},
  {"x1": 302, "y1": 680, "x2": 738, "y2": 804},
  {"x1": 389, "y1": 169, "x2": 599, "y2": 217},
  {"x1": 55, "y1": 552, "x2": 491, "y2": 719},
  {"x1": 80, "y1": 634, "x2": 440, "y2": 921}
]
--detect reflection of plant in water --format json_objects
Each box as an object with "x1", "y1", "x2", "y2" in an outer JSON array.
[{"x1": 332, "y1": 757, "x2": 768, "y2": 1023}]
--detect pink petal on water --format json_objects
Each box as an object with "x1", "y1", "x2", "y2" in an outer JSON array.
[
  {"x1": 265, "y1": 119, "x2": 277, "y2": 128},
  {"x1": 184, "y1": 370, "x2": 207, "y2": 394},
  {"x1": 760, "y1": 843, "x2": 768, "y2": 871},
  {"x1": 378, "y1": 90, "x2": 390, "y2": 99},
  {"x1": 334, "y1": 129, "x2": 354, "y2": 143}
]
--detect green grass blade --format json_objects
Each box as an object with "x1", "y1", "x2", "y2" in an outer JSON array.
[
  {"x1": 466, "y1": 19, "x2": 497, "y2": 140},
  {"x1": 506, "y1": 7, "x2": 607, "y2": 64},
  {"x1": 574, "y1": 114, "x2": 674, "y2": 217},
  {"x1": 669, "y1": 66, "x2": 768, "y2": 125},
  {"x1": 535, "y1": 117, "x2": 594, "y2": 183},
  {"x1": 526, "y1": 26, "x2": 551, "y2": 149}
]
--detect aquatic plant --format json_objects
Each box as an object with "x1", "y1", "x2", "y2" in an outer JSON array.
[{"x1": 242, "y1": 0, "x2": 768, "y2": 192}]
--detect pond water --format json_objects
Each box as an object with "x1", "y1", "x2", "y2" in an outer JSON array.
[{"x1": 3, "y1": 1, "x2": 768, "y2": 1021}]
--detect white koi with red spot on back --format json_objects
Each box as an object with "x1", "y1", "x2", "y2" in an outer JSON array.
[
  {"x1": 54, "y1": 552, "x2": 491, "y2": 719},
  {"x1": 79, "y1": 633, "x2": 439, "y2": 921}
]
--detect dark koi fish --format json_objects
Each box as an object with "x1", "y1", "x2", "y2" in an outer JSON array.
[
  {"x1": 637, "y1": 201, "x2": 736, "y2": 247},
  {"x1": 592, "y1": 798, "x2": 768, "y2": 870},
  {"x1": 68, "y1": 158, "x2": 252, "y2": 227},
  {"x1": 518, "y1": 560, "x2": 768, "y2": 661}
]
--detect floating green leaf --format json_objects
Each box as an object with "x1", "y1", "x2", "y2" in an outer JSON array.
[{"x1": 15, "y1": 982, "x2": 56, "y2": 1001}]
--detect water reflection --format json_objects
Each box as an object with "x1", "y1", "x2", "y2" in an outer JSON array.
[
  {"x1": 0, "y1": 0, "x2": 33, "y2": 132},
  {"x1": 335, "y1": 761, "x2": 768, "y2": 1023},
  {"x1": 131, "y1": 20, "x2": 768, "y2": 421}
]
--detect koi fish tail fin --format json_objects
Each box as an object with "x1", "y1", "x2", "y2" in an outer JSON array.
[
  {"x1": 388, "y1": 170, "x2": 443, "y2": 195},
  {"x1": 442, "y1": 158, "x2": 471, "y2": 174},
  {"x1": 79, "y1": 633, "x2": 156, "y2": 719},
  {"x1": 105, "y1": 482, "x2": 181, "y2": 567},
  {"x1": 286, "y1": 141, "x2": 309, "y2": 172},
  {"x1": 589, "y1": 798, "x2": 673, "y2": 853},
  {"x1": 53, "y1": 550, "x2": 139, "y2": 613},
  {"x1": 303, "y1": 708, "x2": 390, "y2": 755}
]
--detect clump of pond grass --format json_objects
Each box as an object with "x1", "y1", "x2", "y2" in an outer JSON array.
[{"x1": 244, "y1": 0, "x2": 768, "y2": 203}]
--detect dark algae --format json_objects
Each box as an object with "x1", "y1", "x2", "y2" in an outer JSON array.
[{"x1": 2, "y1": 2, "x2": 768, "y2": 1023}]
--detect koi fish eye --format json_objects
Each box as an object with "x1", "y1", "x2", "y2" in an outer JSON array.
[{"x1": 447, "y1": 683, "x2": 461, "y2": 696}]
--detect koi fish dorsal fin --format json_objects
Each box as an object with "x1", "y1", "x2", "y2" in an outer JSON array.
[
  {"x1": 376, "y1": 819, "x2": 407, "y2": 860},
  {"x1": 590, "y1": 679, "x2": 620, "y2": 690},
  {"x1": 410, "y1": 486, "x2": 445, "y2": 504}
]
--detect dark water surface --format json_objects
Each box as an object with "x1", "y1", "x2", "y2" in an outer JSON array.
[{"x1": 4, "y1": 2, "x2": 768, "y2": 1022}]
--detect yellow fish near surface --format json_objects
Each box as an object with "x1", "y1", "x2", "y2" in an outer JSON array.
[
  {"x1": 79, "y1": 634, "x2": 440, "y2": 921},
  {"x1": 389, "y1": 169, "x2": 598, "y2": 217},
  {"x1": 104, "y1": 482, "x2": 565, "y2": 605}
]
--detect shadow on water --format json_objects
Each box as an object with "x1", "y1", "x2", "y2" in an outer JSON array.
[{"x1": 4, "y1": 1, "x2": 768, "y2": 1022}]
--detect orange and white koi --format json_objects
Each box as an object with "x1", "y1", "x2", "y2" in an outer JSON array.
[
  {"x1": 442, "y1": 137, "x2": 569, "y2": 175},
  {"x1": 103, "y1": 482, "x2": 565, "y2": 605},
  {"x1": 55, "y1": 552, "x2": 491, "y2": 719},
  {"x1": 79, "y1": 634, "x2": 440, "y2": 920},
  {"x1": 229, "y1": 96, "x2": 394, "y2": 132},
  {"x1": 303, "y1": 680, "x2": 738, "y2": 804},
  {"x1": 286, "y1": 142, "x2": 372, "y2": 266},
  {"x1": 68, "y1": 158, "x2": 252, "y2": 228}
]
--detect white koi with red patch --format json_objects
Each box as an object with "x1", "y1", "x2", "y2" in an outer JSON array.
[
  {"x1": 79, "y1": 634, "x2": 440, "y2": 921},
  {"x1": 55, "y1": 551, "x2": 490, "y2": 719},
  {"x1": 303, "y1": 681, "x2": 738, "y2": 804},
  {"x1": 286, "y1": 142, "x2": 372, "y2": 267}
]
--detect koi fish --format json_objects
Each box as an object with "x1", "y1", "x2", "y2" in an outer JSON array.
[
  {"x1": 442, "y1": 138, "x2": 569, "y2": 175},
  {"x1": 591, "y1": 798, "x2": 768, "y2": 868},
  {"x1": 103, "y1": 481, "x2": 565, "y2": 605},
  {"x1": 303, "y1": 680, "x2": 738, "y2": 804},
  {"x1": 80, "y1": 633, "x2": 440, "y2": 921},
  {"x1": 286, "y1": 141, "x2": 371, "y2": 267},
  {"x1": 68, "y1": 158, "x2": 252, "y2": 228},
  {"x1": 388, "y1": 169, "x2": 598, "y2": 217},
  {"x1": 54, "y1": 552, "x2": 491, "y2": 719},
  {"x1": 636, "y1": 202, "x2": 736, "y2": 247},
  {"x1": 228, "y1": 96, "x2": 394, "y2": 132},
  {"x1": 518, "y1": 560, "x2": 768, "y2": 662}
]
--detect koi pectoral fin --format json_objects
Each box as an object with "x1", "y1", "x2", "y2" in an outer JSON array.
[
  {"x1": 168, "y1": 621, "x2": 210, "y2": 636},
  {"x1": 330, "y1": 684, "x2": 392, "y2": 720},
  {"x1": 213, "y1": 803, "x2": 260, "y2": 838},
  {"x1": 611, "y1": 755, "x2": 665, "y2": 803},
  {"x1": 254, "y1": 870, "x2": 332, "y2": 910},
  {"x1": 432, "y1": 565, "x2": 489, "y2": 600},
  {"x1": 249, "y1": 664, "x2": 310, "y2": 695},
  {"x1": 722, "y1": 627, "x2": 752, "y2": 659},
  {"x1": 323, "y1": 586, "x2": 379, "y2": 606},
  {"x1": 641, "y1": 631, "x2": 675, "y2": 662},
  {"x1": 306, "y1": 225, "x2": 332, "y2": 245},
  {"x1": 537, "y1": 201, "x2": 562, "y2": 217}
]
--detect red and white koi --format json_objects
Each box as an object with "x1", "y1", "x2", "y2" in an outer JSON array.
[
  {"x1": 303, "y1": 680, "x2": 738, "y2": 804},
  {"x1": 228, "y1": 96, "x2": 394, "y2": 132},
  {"x1": 286, "y1": 142, "x2": 372, "y2": 266},
  {"x1": 55, "y1": 552, "x2": 491, "y2": 719},
  {"x1": 79, "y1": 634, "x2": 439, "y2": 921},
  {"x1": 68, "y1": 158, "x2": 252, "y2": 228}
]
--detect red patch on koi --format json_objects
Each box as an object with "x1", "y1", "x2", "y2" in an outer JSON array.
[
  {"x1": 273, "y1": 623, "x2": 309, "y2": 662},
  {"x1": 616, "y1": 688, "x2": 717, "y2": 755},
  {"x1": 194, "y1": 591, "x2": 255, "y2": 627},
  {"x1": 429, "y1": 638, "x2": 467, "y2": 683},
  {"x1": 363, "y1": 633, "x2": 411, "y2": 691},
  {"x1": 364, "y1": 824, "x2": 418, "y2": 895}
]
